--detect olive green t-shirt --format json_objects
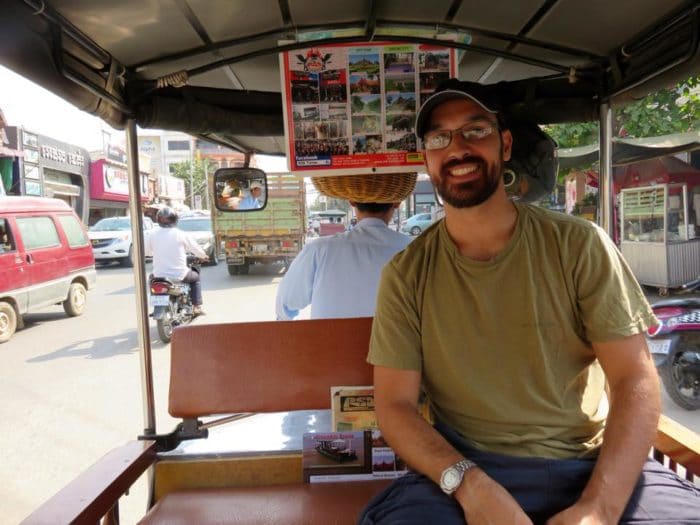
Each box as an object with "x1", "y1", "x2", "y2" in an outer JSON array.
[{"x1": 368, "y1": 203, "x2": 656, "y2": 459}]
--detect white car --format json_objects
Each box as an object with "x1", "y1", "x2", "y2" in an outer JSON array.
[
  {"x1": 178, "y1": 216, "x2": 218, "y2": 266},
  {"x1": 88, "y1": 216, "x2": 157, "y2": 267}
]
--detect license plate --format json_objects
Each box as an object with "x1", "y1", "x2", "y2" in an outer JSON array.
[
  {"x1": 647, "y1": 339, "x2": 672, "y2": 355},
  {"x1": 252, "y1": 244, "x2": 268, "y2": 253},
  {"x1": 150, "y1": 295, "x2": 170, "y2": 306}
]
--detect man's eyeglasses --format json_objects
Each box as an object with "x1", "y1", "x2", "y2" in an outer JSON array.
[{"x1": 423, "y1": 122, "x2": 497, "y2": 151}]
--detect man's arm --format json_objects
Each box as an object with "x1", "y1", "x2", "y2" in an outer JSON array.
[
  {"x1": 375, "y1": 366, "x2": 532, "y2": 525},
  {"x1": 182, "y1": 232, "x2": 208, "y2": 259},
  {"x1": 144, "y1": 232, "x2": 153, "y2": 258},
  {"x1": 547, "y1": 333, "x2": 660, "y2": 525},
  {"x1": 274, "y1": 247, "x2": 315, "y2": 320}
]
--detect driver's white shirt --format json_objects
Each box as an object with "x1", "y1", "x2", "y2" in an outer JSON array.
[{"x1": 146, "y1": 227, "x2": 206, "y2": 281}]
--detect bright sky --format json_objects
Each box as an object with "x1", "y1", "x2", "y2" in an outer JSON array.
[{"x1": 0, "y1": 65, "x2": 288, "y2": 172}]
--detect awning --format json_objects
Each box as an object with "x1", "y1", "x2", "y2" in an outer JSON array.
[
  {"x1": 559, "y1": 131, "x2": 700, "y2": 169},
  {"x1": 44, "y1": 181, "x2": 81, "y2": 197}
]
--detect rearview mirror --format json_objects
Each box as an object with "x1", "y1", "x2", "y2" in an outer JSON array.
[{"x1": 213, "y1": 167, "x2": 268, "y2": 212}]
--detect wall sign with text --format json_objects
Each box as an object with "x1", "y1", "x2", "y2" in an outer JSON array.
[{"x1": 281, "y1": 42, "x2": 457, "y2": 176}]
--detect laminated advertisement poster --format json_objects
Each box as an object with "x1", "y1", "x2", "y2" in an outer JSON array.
[
  {"x1": 302, "y1": 430, "x2": 408, "y2": 483},
  {"x1": 281, "y1": 43, "x2": 457, "y2": 176}
]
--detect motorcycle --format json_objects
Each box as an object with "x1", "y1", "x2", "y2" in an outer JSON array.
[
  {"x1": 149, "y1": 257, "x2": 202, "y2": 343},
  {"x1": 646, "y1": 278, "x2": 700, "y2": 410}
]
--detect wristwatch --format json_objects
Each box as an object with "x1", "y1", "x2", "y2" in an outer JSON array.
[{"x1": 439, "y1": 458, "x2": 477, "y2": 496}]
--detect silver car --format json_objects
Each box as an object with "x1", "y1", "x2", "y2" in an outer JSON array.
[{"x1": 178, "y1": 216, "x2": 218, "y2": 266}]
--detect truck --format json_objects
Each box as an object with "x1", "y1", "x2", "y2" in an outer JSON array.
[{"x1": 212, "y1": 172, "x2": 305, "y2": 275}]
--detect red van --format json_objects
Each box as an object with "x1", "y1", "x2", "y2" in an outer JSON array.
[{"x1": 0, "y1": 197, "x2": 97, "y2": 343}]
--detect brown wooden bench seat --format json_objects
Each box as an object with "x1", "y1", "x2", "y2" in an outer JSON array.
[
  {"x1": 140, "y1": 317, "x2": 387, "y2": 525},
  {"x1": 21, "y1": 318, "x2": 700, "y2": 525}
]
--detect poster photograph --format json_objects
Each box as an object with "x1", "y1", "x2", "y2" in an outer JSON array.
[{"x1": 281, "y1": 42, "x2": 457, "y2": 175}]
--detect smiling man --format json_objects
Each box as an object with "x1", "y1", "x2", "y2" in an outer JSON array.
[{"x1": 358, "y1": 80, "x2": 700, "y2": 525}]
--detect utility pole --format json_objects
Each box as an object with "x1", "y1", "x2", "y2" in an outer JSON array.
[
  {"x1": 189, "y1": 163, "x2": 194, "y2": 208},
  {"x1": 203, "y1": 159, "x2": 210, "y2": 211}
]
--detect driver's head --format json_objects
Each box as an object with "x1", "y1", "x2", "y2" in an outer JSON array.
[
  {"x1": 250, "y1": 181, "x2": 263, "y2": 197},
  {"x1": 156, "y1": 207, "x2": 179, "y2": 227}
]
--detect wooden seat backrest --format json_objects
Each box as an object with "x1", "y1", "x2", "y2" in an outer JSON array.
[{"x1": 169, "y1": 317, "x2": 374, "y2": 418}]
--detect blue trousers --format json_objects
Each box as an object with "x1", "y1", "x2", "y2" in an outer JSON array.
[
  {"x1": 358, "y1": 422, "x2": 700, "y2": 524},
  {"x1": 182, "y1": 268, "x2": 202, "y2": 306}
]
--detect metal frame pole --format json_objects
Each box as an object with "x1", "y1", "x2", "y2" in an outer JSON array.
[
  {"x1": 125, "y1": 119, "x2": 156, "y2": 435},
  {"x1": 599, "y1": 101, "x2": 614, "y2": 238}
]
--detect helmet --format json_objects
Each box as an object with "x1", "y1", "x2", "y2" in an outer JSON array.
[{"x1": 156, "y1": 206, "x2": 179, "y2": 227}]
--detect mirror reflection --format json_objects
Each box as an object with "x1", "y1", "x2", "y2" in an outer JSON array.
[{"x1": 214, "y1": 168, "x2": 268, "y2": 212}]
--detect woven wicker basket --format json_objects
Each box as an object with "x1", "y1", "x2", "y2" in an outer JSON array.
[{"x1": 311, "y1": 172, "x2": 418, "y2": 203}]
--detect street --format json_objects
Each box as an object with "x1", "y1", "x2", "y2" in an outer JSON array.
[
  {"x1": 1, "y1": 261, "x2": 287, "y2": 524},
  {"x1": 1, "y1": 263, "x2": 698, "y2": 524}
]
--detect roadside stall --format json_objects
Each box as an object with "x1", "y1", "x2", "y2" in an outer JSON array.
[
  {"x1": 559, "y1": 133, "x2": 700, "y2": 290},
  {"x1": 620, "y1": 182, "x2": 700, "y2": 290}
]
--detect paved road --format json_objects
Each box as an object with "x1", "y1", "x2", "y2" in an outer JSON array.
[
  {"x1": 1, "y1": 263, "x2": 697, "y2": 524},
  {"x1": 0, "y1": 261, "x2": 286, "y2": 524}
]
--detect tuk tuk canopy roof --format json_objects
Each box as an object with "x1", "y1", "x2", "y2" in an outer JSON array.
[
  {"x1": 559, "y1": 131, "x2": 700, "y2": 168},
  {"x1": 1, "y1": 0, "x2": 698, "y2": 155}
]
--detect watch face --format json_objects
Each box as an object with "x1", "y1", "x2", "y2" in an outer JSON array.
[{"x1": 443, "y1": 468, "x2": 460, "y2": 489}]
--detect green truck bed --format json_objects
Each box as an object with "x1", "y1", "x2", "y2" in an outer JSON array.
[{"x1": 212, "y1": 172, "x2": 306, "y2": 274}]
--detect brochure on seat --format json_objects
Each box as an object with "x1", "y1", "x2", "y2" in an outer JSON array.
[
  {"x1": 330, "y1": 385, "x2": 433, "y2": 432},
  {"x1": 331, "y1": 385, "x2": 377, "y2": 432},
  {"x1": 302, "y1": 430, "x2": 408, "y2": 483}
]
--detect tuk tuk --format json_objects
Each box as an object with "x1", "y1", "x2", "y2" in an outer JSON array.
[{"x1": 1, "y1": 1, "x2": 698, "y2": 523}]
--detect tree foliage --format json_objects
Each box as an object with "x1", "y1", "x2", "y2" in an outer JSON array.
[
  {"x1": 617, "y1": 76, "x2": 699, "y2": 137},
  {"x1": 170, "y1": 158, "x2": 217, "y2": 209},
  {"x1": 544, "y1": 76, "x2": 699, "y2": 148}
]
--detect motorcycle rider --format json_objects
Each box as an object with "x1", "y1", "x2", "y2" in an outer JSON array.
[{"x1": 146, "y1": 207, "x2": 208, "y2": 315}]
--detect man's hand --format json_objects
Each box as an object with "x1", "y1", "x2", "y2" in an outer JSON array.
[
  {"x1": 455, "y1": 468, "x2": 533, "y2": 525},
  {"x1": 546, "y1": 499, "x2": 611, "y2": 525}
]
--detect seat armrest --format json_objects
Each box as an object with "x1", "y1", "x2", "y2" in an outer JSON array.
[
  {"x1": 654, "y1": 414, "x2": 700, "y2": 477},
  {"x1": 21, "y1": 440, "x2": 157, "y2": 525}
]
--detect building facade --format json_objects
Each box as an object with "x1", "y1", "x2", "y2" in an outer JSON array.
[
  {"x1": 4, "y1": 126, "x2": 90, "y2": 223},
  {"x1": 88, "y1": 145, "x2": 151, "y2": 225}
]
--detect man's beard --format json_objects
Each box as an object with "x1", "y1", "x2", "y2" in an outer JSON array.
[{"x1": 433, "y1": 156, "x2": 503, "y2": 209}]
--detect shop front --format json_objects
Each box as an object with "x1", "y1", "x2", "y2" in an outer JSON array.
[
  {"x1": 89, "y1": 146, "x2": 150, "y2": 225},
  {"x1": 3, "y1": 126, "x2": 89, "y2": 223}
]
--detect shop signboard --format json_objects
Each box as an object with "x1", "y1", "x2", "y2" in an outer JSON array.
[
  {"x1": 139, "y1": 136, "x2": 162, "y2": 173},
  {"x1": 24, "y1": 180, "x2": 41, "y2": 196},
  {"x1": 38, "y1": 135, "x2": 88, "y2": 175},
  {"x1": 89, "y1": 159, "x2": 150, "y2": 201},
  {"x1": 280, "y1": 41, "x2": 457, "y2": 176}
]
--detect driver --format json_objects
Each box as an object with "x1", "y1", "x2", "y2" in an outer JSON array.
[
  {"x1": 146, "y1": 207, "x2": 208, "y2": 316},
  {"x1": 238, "y1": 181, "x2": 264, "y2": 210}
]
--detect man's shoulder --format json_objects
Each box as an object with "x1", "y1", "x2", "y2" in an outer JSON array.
[
  {"x1": 386, "y1": 219, "x2": 441, "y2": 269},
  {"x1": 152, "y1": 226, "x2": 171, "y2": 237},
  {"x1": 299, "y1": 234, "x2": 338, "y2": 254},
  {"x1": 521, "y1": 204, "x2": 600, "y2": 236},
  {"x1": 369, "y1": 224, "x2": 413, "y2": 246}
]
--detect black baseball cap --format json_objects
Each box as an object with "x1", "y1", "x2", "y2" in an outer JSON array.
[{"x1": 415, "y1": 79, "x2": 503, "y2": 139}]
